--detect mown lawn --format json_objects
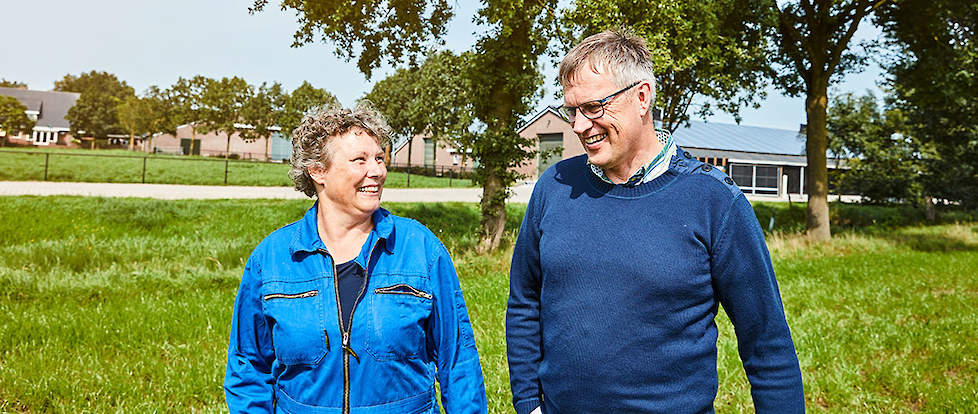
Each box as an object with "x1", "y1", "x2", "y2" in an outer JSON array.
[
  {"x1": 0, "y1": 148, "x2": 475, "y2": 188},
  {"x1": 0, "y1": 197, "x2": 975, "y2": 413}
]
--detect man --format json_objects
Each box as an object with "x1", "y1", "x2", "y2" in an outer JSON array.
[{"x1": 506, "y1": 28, "x2": 805, "y2": 413}]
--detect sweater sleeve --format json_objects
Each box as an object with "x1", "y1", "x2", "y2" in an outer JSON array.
[
  {"x1": 506, "y1": 191, "x2": 545, "y2": 414},
  {"x1": 224, "y1": 255, "x2": 276, "y2": 413},
  {"x1": 711, "y1": 195, "x2": 806, "y2": 413},
  {"x1": 427, "y1": 239, "x2": 488, "y2": 414}
]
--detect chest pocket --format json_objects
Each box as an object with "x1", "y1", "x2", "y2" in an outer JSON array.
[
  {"x1": 363, "y1": 274, "x2": 433, "y2": 361},
  {"x1": 261, "y1": 277, "x2": 329, "y2": 366}
]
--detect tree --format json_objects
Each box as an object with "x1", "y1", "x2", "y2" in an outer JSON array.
[
  {"x1": 167, "y1": 76, "x2": 211, "y2": 156},
  {"x1": 279, "y1": 81, "x2": 339, "y2": 140},
  {"x1": 140, "y1": 85, "x2": 181, "y2": 152},
  {"x1": 0, "y1": 96, "x2": 35, "y2": 145},
  {"x1": 251, "y1": 0, "x2": 558, "y2": 252},
  {"x1": 365, "y1": 51, "x2": 477, "y2": 170},
  {"x1": 116, "y1": 95, "x2": 155, "y2": 151},
  {"x1": 198, "y1": 76, "x2": 253, "y2": 159},
  {"x1": 767, "y1": 0, "x2": 891, "y2": 240},
  {"x1": 66, "y1": 93, "x2": 123, "y2": 142},
  {"x1": 827, "y1": 91, "x2": 922, "y2": 204},
  {"x1": 56, "y1": 70, "x2": 135, "y2": 147},
  {"x1": 240, "y1": 81, "x2": 288, "y2": 160},
  {"x1": 54, "y1": 70, "x2": 134, "y2": 99},
  {"x1": 877, "y1": 0, "x2": 978, "y2": 209},
  {"x1": 0, "y1": 79, "x2": 28, "y2": 89},
  {"x1": 561, "y1": 0, "x2": 774, "y2": 132}
]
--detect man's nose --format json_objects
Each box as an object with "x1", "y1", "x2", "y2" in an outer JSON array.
[{"x1": 572, "y1": 114, "x2": 592, "y2": 135}]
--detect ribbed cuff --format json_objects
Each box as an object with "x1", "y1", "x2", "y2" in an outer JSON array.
[{"x1": 515, "y1": 398, "x2": 541, "y2": 414}]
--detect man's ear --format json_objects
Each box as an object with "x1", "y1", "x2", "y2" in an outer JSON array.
[
  {"x1": 636, "y1": 81, "x2": 654, "y2": 115},
  {"x1": 308, "y1": 166, "x2": 328, "y2": 185}
]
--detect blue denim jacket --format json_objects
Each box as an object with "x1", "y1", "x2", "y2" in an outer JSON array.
[{"x1": 225, "y1": 204, "x2": 487, "y2": 413}]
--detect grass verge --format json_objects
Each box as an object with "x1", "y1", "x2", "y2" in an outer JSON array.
[
  {"x1": 0, "y1": 197, "x2": 975, "y2": 412},
  {"x1": 0, "y1": 148, "x2": 475, "y2": 188}
]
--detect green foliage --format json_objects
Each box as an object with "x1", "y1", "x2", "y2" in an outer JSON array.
[
  {"x1": 877, "y1": 0, "x2": 978, "y2": 208},
  {"x1": 254, "y1": 0, "x2": 558, "y2": 251},
  {"x1": 66, "y1": 93, "x2": 123, "y2": 140},
  {"x1": 165, "y1": 76, "x2": 209, "y2": 131},
  {"x1": 366, "y1": 50, "x2": 477, "y2": 163},
  {"x1": 240, "y1": 82, "x2": 288, "y2": 160},
  {"x1": 197, "y1": 76, "x2": 253, "y2": 157},
  {"x1": 767, "y1": 0, "x2": 890, "y2": 239},
  {"x1": 57, "y1": 71, "x2": 136, "y2": 141},
  {"x1": 0, "y1": 79, "x2": 27, "y2": 89},
  {"x1": 248, "y1": 0, "x2": 455, "y2": 78},
  {"x1": 53, "y1": 70, "x2": 135, "y2": 99},
  {"x1": 768, "y1": 1, "x2": 881, "y2": 97},
  {"x1": 561, "y1": 0, "x2": 774, "y2": 131},
  {"x1": 278, "y1": 81, "x2": 339, "y2": 139},
  {"x1": 116, "y1": 95, "x2": 156, "y2": 149},
  {"x1": 827, "y1": 92, "x2": 924, "y2": 204},
  {"x1": 0, "y1": 96, "x2": 34, "y2": 138},
  {"x1": 1, "y1": 196, "x2": 976, "y2": 412}
]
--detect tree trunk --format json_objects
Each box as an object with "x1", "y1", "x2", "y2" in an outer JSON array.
[
  {"x1": 225, "y1": 130, "x2": 232, "y2": 160},
  {"x1": 265, "y1": 136, "x2": 270, "y2": 161},
  {"x1": 129, "y1": 132, "x2": 135, "y2": 151},
  {"x1": 805, "y1": 77, "x2": 831, "y2": 240},
  {"x1": 478, "y1": 169, "x2": 507, "y2": 253},
  {"x1": 190, "y1": 124, "x2": 196, "y2": 156}
]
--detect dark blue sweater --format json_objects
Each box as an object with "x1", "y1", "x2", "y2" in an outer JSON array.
[{"x1": 506, "y1": 151, "x2": 805, "y2": 414}]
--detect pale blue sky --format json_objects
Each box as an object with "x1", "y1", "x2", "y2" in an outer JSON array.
[{"x1": 1, "y1": 0, "x2": 885, "y2": 131}]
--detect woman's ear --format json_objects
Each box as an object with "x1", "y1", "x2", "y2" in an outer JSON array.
[{"x1": 308, "y1": 166, "x2": 328, "y2": 185}]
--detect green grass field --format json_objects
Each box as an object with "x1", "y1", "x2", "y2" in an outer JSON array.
[
  {"x1": 0, "y1": 147, "x2": 475, "y2": 188},
  {"x1": 0, "y1": 197, "x2": 975, "y2": 413}
]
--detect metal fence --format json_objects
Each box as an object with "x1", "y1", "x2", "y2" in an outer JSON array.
[
  {"x1": 0, "y1": 149, "x2": 282, "y2": 185},
  {"x1": 0, "y1": 150, "x2": 476, "y2": 187},
  {"x1": 387, "y1": 163, "x2": 476, "y2": 187}
]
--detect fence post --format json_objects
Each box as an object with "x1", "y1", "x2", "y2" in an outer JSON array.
[
  {"x1": 142, "y1": 157, "x2": 147, "y2": 184},
  {"x1": 224, "y1": 159, "x2": 229, "y2": 185},
  {"x1": 44, "y1": 153, "x2": 50, "y2": 181}
]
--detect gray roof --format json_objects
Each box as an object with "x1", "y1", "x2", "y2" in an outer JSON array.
[
  {"x1": 670, "y1": 120, "x2": 807, "y2": 156},
  {"x1": 0, "y1": 87, "x2": 81, "y2": 129}
]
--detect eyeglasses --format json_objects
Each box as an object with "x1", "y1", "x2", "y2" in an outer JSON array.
[{"x1": 558, "y1": 81, "x2": 643, "y2": 123}]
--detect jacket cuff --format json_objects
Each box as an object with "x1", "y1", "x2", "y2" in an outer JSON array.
[{"x1": 515, "y1": 398, "x2": 541, "y2": 414}]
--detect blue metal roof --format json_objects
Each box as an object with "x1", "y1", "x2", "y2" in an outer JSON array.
[{"x1": 670, "y1": 120, "x2": 807, "y2": 156}]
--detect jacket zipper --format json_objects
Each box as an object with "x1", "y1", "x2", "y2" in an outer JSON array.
[
  {"x1": 262, "y1": 290, "x2": 318, "y2": 301},
  {"x1": 374, "y1": 284, "x2": 432, "y2": 300},
  {"x1": 321, "y1": 241, "x2": 377, "y2": 414}
]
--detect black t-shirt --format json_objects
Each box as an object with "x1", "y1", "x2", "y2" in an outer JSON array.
[{"x1": 335, "y1": 260, "x2": 365, "y2": 331}]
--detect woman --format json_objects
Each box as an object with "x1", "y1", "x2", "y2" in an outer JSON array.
[{"x1": 224, "y1": 103, "x2": 487, "y2": 414}]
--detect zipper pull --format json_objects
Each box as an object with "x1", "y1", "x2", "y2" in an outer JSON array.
[
  {"x1": 324, "y1": 330, "x2": 330, "y2": 352},
  {"x1": 341, "y1": 332, "x2": 361, "y2": 363}
]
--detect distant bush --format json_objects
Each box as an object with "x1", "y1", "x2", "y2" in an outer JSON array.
[{"x1": 752, "y1": 201, "x2": 978, "y2": 234}]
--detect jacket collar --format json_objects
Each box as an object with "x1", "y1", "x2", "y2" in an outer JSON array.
[{"x1": 289, "y1": 202, "x2": 396, "y2": 256}]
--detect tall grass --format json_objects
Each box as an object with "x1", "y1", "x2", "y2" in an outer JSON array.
[{"x1": 0, "y1": 197, "x2": 975, "y2": 412}]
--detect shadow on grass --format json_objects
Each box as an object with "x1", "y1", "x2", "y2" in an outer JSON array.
[{"x1": 882, "y1": 233, "x2": 978, "y2": 252}]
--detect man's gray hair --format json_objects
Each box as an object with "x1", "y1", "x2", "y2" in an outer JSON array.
[
  {"x1": 289, "y1": 101, "x2": 392, "y2": 197},
  {"x1": 559, "y1": 27, "x2": 656, "y2": 100}
]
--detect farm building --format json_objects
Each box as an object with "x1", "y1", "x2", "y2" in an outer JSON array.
[
  {"x1": 0, "y1": 87, "x2": 80, "y2": 147},
  {"x1": 516, "y1": 106, "x2": 843, "y2": 197},
  {"x1": 151, "y1": 124, "x2": 291, "y2": 161}
]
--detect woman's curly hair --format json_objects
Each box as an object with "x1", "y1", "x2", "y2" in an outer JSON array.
[{"x1": 288, "y1": 100, "x2": 392, "y2": 197}]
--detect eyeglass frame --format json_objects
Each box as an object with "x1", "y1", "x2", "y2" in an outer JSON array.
[{"x1": 556, "y1": 80, "x2": 644, "y2": 123}]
